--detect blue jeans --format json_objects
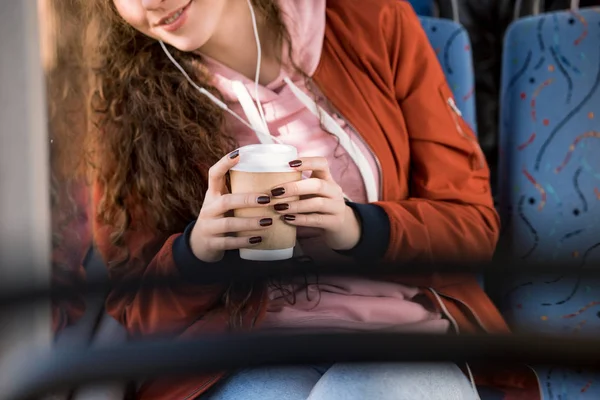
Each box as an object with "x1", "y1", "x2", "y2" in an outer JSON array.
[{"x1": 202, "y1": 363, "x2": 479, "y2": 400}]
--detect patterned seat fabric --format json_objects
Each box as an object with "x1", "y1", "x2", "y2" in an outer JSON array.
[
  {"x1": 420, "y1": 16, "x2": 478, "y2": 134},
  {"x1": 498, "y1": 7, "x2": 600, "y2": 399}
]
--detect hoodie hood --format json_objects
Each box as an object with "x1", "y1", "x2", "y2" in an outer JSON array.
[{"x1": 201, "y1": 0, "x2": 327, "y2": 103}]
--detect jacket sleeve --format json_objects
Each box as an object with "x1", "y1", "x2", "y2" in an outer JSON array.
[
  {"x1": 93, "y1": 182, "x2": 227, "y2": 337},
  {"x1": 374, "y1": 2, "x2": 500, "y2": 263}
]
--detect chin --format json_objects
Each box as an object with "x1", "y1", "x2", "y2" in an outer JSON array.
[{"x1": 164, "y1": 37, "x2": 204, "y2": 53}]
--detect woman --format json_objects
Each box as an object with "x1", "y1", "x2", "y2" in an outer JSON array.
[{"x1": 77, "y1": 0, "x2": 538, "y2": 399}]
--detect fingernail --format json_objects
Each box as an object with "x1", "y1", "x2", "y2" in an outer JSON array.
[
  {"x1": 257, "y1": 196, "x2": 271, "y2": 204},
  {"x1": 259, "y1": 218, "x2": 273, "y2": 227},
  {"x1": 289, "y1": 160, "x2": 302, "y2": 168},
  {"x1": 249, "y1": 236, "x2": 262, "y2": 244},
  {"x1": 271, "y1": 187, "x2": 285, "y2": 197},
  {"x1": 229, "y1": 150, "x2": 239, "y2": 159},
  {"x1": 274, "y1": 203, "x2": 289, "y2": 211},
  {"x1": 283, "y1": 214, "x2": 296, "y2": 221}
]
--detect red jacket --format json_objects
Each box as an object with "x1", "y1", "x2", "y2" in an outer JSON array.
[{"x1": 88, "y1": 1, "x2": 542, "y2": 398}]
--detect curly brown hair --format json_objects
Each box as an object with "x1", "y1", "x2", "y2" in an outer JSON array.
[
  {"x1": 40, "y1": 0, "x2": 92, "y2": 330},
  {"x1": 80, "y1": 0, "x2": 294, "y2": 245},
  {"x1": 70, "y1": 1, "x2": 316, "y2": 328},
  {"x1": 42, "y1": 0, "x2": 88, "y2": 259}
]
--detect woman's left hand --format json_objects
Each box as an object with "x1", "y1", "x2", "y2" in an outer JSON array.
[{"x1": 269, "y1": 157, "x2": 361, "y2": 251}]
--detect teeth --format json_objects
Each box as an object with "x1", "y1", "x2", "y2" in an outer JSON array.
[{"x1": 164, "y1": 9, "x2": 183, "y2": 25}]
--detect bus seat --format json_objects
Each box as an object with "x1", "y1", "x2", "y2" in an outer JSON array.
[
  {"x1": 497, "y1": 7, "x2": 600, "y2": 399},
  {"x1": 420, "y1": 16, "x2": 479, "y2": 134}
]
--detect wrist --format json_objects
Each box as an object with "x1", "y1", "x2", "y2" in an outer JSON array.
[
  {"x1": 326, "y1": 204, "x2": 362, "y2": 251},
  {"x1": 173, "y1": 221, "x2": 222, "y2": 278},
  {"x1": 333, "y1": 202, "x2": 391, "y2": 261},
  {"x1": 189, "y1": 224, "x2": 224, "y2": 263}
]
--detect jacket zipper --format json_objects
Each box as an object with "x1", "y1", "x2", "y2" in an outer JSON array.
[
  {"x1": 442, "y1": 292, "x2": 489, "y2": 332},
  {"x1": 427, "y1": 288, "x2": 482, "y2": 400},
  {"x1": 183, "y1": 375, "x2": 220, "y2": 400},
  {"x1": 526, "y1": 365, "x2": 544, "y2": 400},
  {"x1": 447, "y1": 98, "x2": 485, "y2": 170},
  {"x1": 447, "y1": 97, "x2": 463, "y2": 118},
  {"x1": 307, "y1": 79, "x2": 383, "y2": 201},
  {"x1": 426, "y1": 288, "x2": 461, "y2": 333},
  {"x1": 430, "y1": 287, "x2": 489, "y2": 333},
  {"x1": 327, "y1": 104, "x2": 384, "y2": 201}
]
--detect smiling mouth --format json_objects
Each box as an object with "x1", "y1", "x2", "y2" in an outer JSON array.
[{"x1": 157, "y1": 1, "x2": 191, "y2": 26}]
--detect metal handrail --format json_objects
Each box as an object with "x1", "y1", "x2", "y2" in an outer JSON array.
[
  {"x1": 436, "y1": 0, "x2": 460, "y2": 22},
  {"x1": 514, "y1": 0, "x2": 580, "y2": 19}
]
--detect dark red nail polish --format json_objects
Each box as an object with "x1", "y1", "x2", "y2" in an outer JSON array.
[
  {"x1": 283, "y1": 214, "x2": 296, "y2": 221},
  {"x1": 274, "y1": 203, "x2": 289, "y2": 211},
  {"x1": 289, "y1": 160, "x2": 302, "y2": 168},
  {"x1": 271, "y1": 187, "x2": 285, "y2": 197},
  {"x1": 259, "y1": 218, "x2": 273, "y2": 227},
  {"x1": 249, "y1": 236, "x2": 262, "y2": 244},
  {"x1": 257, "y1": 196, "x2": 271, "y2": 204},
  {"x1": 229, "y1": 150, "x2": 239, "y2": 159}
]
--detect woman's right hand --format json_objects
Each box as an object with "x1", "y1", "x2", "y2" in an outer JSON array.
[{"x1": 189, "y1": 149, "x2": 273, "y2": 263}]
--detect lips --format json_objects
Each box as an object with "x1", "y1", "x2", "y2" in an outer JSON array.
[{"x1": 156, "y1": 1, "x2": 191, "y2": 27}]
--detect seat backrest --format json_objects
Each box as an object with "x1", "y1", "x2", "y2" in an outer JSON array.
[
  {"x1": 496, "y1": 7, "x2": 600, "y2": 341},
  {"x1": 498, "y1": 7, "x2": 600, "y2": 265},
  {"x1": 419, "y1": 16, "x2": 478, "y2": 134}
]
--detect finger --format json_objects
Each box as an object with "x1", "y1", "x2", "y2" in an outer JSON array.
[
  {"x1": 280, "y1": 213, "x2": 339, "y2": 230},
  {"x1": 206, "y1": 235, "x2": 264, "y2": 252},
  {"x1": 207, "y1": 149, "x2": 241, "y2": 195},
  {"x1": 206, "y1": 217, "x2": 274, "y2": 235},
  {"x1": 273, "y1": 197, "x2": 340, "y2": 215},
  {"x1": 202, "y1": 192, "x2": 271, "y2": 217},
  {"x1": 271, "y1": 178, "x2": 340, "y2": 199},
  {"x1": 287, "y1": 157, "x2": 332, "y2": 180}
]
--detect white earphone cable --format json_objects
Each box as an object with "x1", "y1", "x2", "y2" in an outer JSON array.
[
  {"x1": 157, "y1": 4, "x2": 378, "y2": 199},
  {"x1": 246, "y1": 0, "x2": 269, "y2": 132},
  {"x1": 158, "y1": 40, "x2": 277, "y2": 142}
]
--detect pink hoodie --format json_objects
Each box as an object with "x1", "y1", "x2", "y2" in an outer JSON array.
[{"x1": 201, "y1": 0, "x2": 449, "y2": 333}]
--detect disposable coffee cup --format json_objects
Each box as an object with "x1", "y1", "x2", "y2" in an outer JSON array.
[{"x1": 229, "y1": 144, "x2": 302, "y2": 261}]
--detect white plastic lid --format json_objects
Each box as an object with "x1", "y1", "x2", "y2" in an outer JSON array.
[
  {"x1": 239, "y1": 247, "x2": 294, "y2": 261},
  {"x1": 230, "y1": 144, "x2": 299, "y2": 173}
]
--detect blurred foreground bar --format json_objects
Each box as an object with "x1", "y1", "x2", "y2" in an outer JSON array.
[
  {"x1": 6, "y1": 332, "x2": 600, "y2": 400},
  {"x1": 1, "y1": 258, "x2": 599, "y2": 308}
]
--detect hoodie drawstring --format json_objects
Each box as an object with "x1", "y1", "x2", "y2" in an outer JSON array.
[{"x1": 158, "y1": 0, "x2": 378, "y2": 203}]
